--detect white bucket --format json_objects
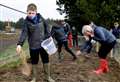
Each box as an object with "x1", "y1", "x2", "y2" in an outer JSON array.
[{"x1": 41, "y1": 37, "x2": 57, "y2": 55}]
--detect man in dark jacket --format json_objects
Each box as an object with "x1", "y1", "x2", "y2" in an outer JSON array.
[
  {"x1": 63, "y1": 22, "x2": 73, "y2": 48},
  {"x1": 16, "y1": 3, "x2": 55, "y2": 82},
  {"x1": 77, "y1": 24, "x2": 116, "y2": 75},
  {"x1": 111, "y1": 22, "x2": 120, "y2": 39},
  {"x1": 72, "y1": 26, "x2": 78, "y2": 48},
  {"x1": 63, "y1": 22, "x2": 71, "y2": 37},
  {"x1": 110, "y1": 22, "x2": 120, "y2": 57},
  {"x1": 51, "y1": 22, "x2": 77, "y2": 62}
]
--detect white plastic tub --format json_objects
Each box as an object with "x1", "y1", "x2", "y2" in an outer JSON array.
[{"x1": 41, "y1": 37, "x2": 57, "y2": 55}]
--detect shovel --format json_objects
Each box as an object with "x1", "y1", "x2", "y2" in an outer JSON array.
[{"x1": 19, "y1": 49, "x2": 32, "y2": 76}]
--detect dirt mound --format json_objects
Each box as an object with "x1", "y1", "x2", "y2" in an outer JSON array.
[{"x1": 0, "y1": 51, "x2": 120, "y2": 82}]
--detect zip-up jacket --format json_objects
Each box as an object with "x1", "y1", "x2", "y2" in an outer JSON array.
[{"x1": 17, "y1": 13, "x2": 50, "y2": 49}]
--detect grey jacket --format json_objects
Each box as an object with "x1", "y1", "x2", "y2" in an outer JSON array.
[{"x1": 17, "y1": 14, "x2": 50, "y2": 49}]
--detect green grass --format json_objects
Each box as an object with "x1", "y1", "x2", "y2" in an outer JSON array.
[
  {"x1": 0, "y1": 44, "x2": 16, "y2": 58},
  {"x1": 0, "y1": 59, "x2": 22, "y2": 68},
  {"x1": 0, "y1": 41, "x2": 29, "y2": 68}
]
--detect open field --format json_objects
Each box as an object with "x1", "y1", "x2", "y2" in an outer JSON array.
[{"x1": 0, "y1": 33, "x2": 120, "y2": 82}]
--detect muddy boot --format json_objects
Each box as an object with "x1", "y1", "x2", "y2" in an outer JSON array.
[
  {"x1": 58, "y1": 52, "x2": 63, "y2": 62},
  {"x1": 43, "y1": 63, "x2": 55, "y2": 82},
  {"x1": 65, "y1": 47, "x2": 77, "y2": 61},
  {"x1": 30, "y1": 65, "x2": 37, "y2": 82},
  {"x1": 72, "y1": 55, "x2": 77, "y2": 61},
  {"x1": 71, "y1": 52, "x2": 77, "y2": 61}
]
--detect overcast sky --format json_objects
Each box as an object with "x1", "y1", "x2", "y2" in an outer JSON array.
[{"x1": 0, "y1": 0, "x2": 65, "y2": 22}]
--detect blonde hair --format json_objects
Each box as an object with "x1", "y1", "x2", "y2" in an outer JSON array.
[
  {"x1": 82, "y1": 25, "x2": 93, "y2": 34},
  {"x1": 27, "y1": 3, "x2": 37, "y2": 11}
]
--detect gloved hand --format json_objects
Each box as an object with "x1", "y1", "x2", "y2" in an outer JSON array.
[
  {"x1": 91, "y1": 39, "x2": 96, "y2": 44},
  {"x1": 16, "y1": 45, "x2": 22, "y2": 55}
]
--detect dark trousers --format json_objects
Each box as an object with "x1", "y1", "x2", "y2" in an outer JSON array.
[
  {"x1": 73, "y1": 37, "x2": 78, "y2": 47},
  {"x1": 57, "y1": 40, "x2": 76, "y2": 57},
  {"x1": 30, "y1": 47, "x2": 49, "y2": 64},
  {"x1": 98, "y1": 41, "x2": 116, "y2": 59}
]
